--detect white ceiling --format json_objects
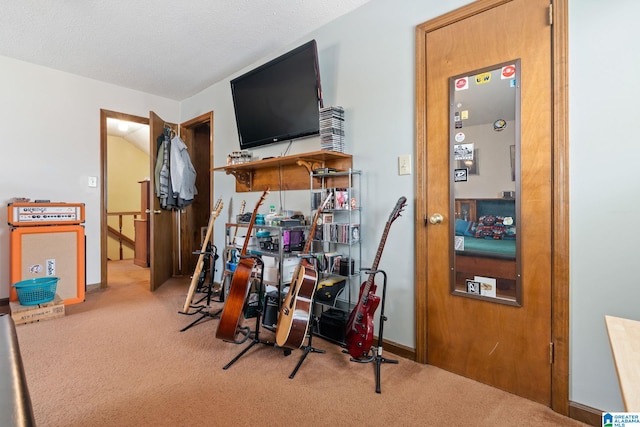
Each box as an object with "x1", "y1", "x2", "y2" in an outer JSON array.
[
  {"x1": 0, "y1": 0, "x2": 371, "y2": 101},
  {"x1": 106, "y1": 118, "x2": 150, "y2": 154}
]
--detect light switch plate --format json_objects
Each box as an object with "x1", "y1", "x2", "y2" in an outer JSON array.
[
  {"x1": 398, "y1": 155, "x2": 412, "y2": 175},
  {"x1": 88, "y1": 176, "x2": 98, "y2": 187}
]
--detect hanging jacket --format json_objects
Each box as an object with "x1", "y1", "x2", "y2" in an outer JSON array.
[{"x1": 169, "y1": 135, "x2": 197, "y2": 202}]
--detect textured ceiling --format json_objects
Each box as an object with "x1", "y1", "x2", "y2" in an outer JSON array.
[
  {"x1": 0, "y1": 0, "x2": 371, "y2": 100},
  {"x1": 106, "y1": 118, "x2": 150, "y2": 154}
]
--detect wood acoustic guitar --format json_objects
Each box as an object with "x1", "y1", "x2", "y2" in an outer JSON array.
[
  {"x1": 215, "y1": 189, "x2": 269, "y2": 342},
  {"x1": 345, "y1": 196, "x2": 407, "y2": 359},
  {"x1": 275, "y1": 192, "x2": 332, "y2": 349},
  {"x1": 181, "y1": 198, "x2": 223, "y2": 313}
]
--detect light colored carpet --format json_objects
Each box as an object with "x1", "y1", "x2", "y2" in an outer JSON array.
[{"x1": 14, "y1": 260, "x2": 586, "y2": 426}]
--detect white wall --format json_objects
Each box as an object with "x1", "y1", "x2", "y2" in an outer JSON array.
[
  {"x1": 569, "y1": 0, "x2": 640, "y2": 412},
  {"x1": 0, "y1": 56, "x2": 179, "y2": 297}
]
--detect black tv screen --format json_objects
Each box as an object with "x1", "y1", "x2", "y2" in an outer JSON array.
[{"x1": 230, "y1": 40, "x2": 323, "y2": 150}]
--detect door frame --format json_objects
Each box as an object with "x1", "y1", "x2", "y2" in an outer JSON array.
[
  {"x1": 177, "y1": 112, "x2": 215, "y2": 276},
  {"x1": 413, "y1": 0, "x2": 569, "y2": 415},
  {"x1": 100, "y1": 110, "x2": 215, "y2": 290},
  {"x1": 99, "y1": 109, "x2": 150, "y2": 289}
]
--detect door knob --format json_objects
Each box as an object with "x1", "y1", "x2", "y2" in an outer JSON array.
[
  {"x1": 145, "y1": 209, "x2": 161, "y2": 214},
  {"x1": 429, "y1": 213, "x2": 444, "y2": 224}
]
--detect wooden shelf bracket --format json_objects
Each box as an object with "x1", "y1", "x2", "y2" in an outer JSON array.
[
  {"x1": 226, "y1": 169, "x2": 252, "y2": 190},
  {"x1": 296, "y1": 159, "x2": 325, "y2": 174}
]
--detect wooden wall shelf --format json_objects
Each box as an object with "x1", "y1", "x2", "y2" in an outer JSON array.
[{"x1": 213, "y1": 150, "x2": 353, "y2": 192}]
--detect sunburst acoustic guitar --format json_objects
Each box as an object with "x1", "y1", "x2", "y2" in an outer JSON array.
[{"x1": 215, "y1": 189, "x2": 269, "y2": 342}]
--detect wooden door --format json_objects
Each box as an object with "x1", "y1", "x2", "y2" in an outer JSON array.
[
  {"x1": 149, "y1": 112, "x2": 177, "y2": 291},
  {"x1": 178, "y1": 113, "x2": 214, "y2": 277},
  {"x1": 416, "y1": 0, "x2": 553, "y2": 404}
]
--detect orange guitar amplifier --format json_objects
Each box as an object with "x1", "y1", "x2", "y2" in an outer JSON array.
[
  {"x1": 8, "y1": 202, "x2": 85, "y2": 226},
  {"x1": 8, "y1": 202, "x2": 86, "y2": 305}
]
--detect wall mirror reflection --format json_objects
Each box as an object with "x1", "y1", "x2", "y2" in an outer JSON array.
[{"x1": 450, "y1": 60, "x2": 521, "y2": 305}]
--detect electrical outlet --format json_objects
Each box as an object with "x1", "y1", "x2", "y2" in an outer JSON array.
[
  {"x1": 398, "y1": 155, "x2": 412, "y2": 175},
  {"x1": 88, "y1": 176, "x2": 98, "y2": 187}
]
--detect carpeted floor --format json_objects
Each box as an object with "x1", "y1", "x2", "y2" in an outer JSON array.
[{"x1": 14, "y1": 260, "x2": 586, "y2": 426}]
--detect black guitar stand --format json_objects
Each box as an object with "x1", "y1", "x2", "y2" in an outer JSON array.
[
  {"x1": 222, "y1": 255, "x2": 274, "y2": 370},
  {"x1": 288, "y1": 315, "x2": 326, "y2": 379},
  {"x1": 179, "y1": 243, "x2": 223, "y2": 332},
  {"x1": 288, "y1": 255, "x2": 326, "y2": 379},
  {"x1": 348, "y1": 268, "x2": 398, "y2": 393}
]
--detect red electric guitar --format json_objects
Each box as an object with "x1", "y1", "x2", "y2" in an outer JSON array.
[
  {"x1": 215, "y1": 189, "x2": 269, "y2": 342},
  {"x1": 345, "y1": 196, "x2": 407, "y2": 359},
  {"x1": 275, "y1": 192, "x2": 332, "y2": 349}
]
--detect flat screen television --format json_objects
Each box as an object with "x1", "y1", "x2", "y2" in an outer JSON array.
[{"x1": 230, "y1": 40, "x2": 323, "y2": 150}]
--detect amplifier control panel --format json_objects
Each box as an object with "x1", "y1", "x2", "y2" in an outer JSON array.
[{"x1": 8, "y1": 202, "x2": 85, "y2": 226}]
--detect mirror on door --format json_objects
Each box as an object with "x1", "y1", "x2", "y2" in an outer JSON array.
[{"x1": 449, "y1": 60, "x2": 521, "y2": 305}]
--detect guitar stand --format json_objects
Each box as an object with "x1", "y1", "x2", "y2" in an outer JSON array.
[
  {"x1": 179, "y1": 243, "x2": 223, "y2": 332},
  {"x1": 288, "y1": 315, "x2": 326, "y2": 379},
  {"x1": 223, "y1": 255, "x2": 273, "y2": 370},
  {"x1": 348, "y1": 269, "x2": 398, "y2": 393},
  {"x1": 282, "y1": 254, "x2": 325, "y2": 379}
]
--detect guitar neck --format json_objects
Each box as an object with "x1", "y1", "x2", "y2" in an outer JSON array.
[
  {"x1": 360, "y1": 221, "x2": 392, "y2": 299},
  {"x1": 231, "y1": 202, "x2": 246, "y2": 245},
  {"x1": 241, "y1": 220, "x2": 256, "y2": 256},
  {"x1": 240, "y1": 190, "x2": 269, "y2": 256},
  {"x1": 300, "y1": 192, "x2": 332, "y2": 255}
]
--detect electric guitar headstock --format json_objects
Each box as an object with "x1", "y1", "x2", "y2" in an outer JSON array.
[
  {"x1": 389, "y1": 196, "x2": 407, "y2": 224},
  {"x1": 211, "y1": 198, "x2": 224, "y2": 220}
]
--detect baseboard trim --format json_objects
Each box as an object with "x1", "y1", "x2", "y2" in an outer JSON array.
[
  {"x1": 569, "y1": 401, "x2": 602, "y2": 426},
  {"x1": 381, "y1": 338, "x2": 416, "y2": 361},
  {"x1": 86, "y1": 283, "x2": 102, "y2": 294}
]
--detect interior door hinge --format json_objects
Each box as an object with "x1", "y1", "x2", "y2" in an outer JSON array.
[
  {"x1": 549, "y1": 342, "x2": 555, "y2": 364},
  {"x1": 548, "y1": 4, "x2": 553, "y2": 26}
]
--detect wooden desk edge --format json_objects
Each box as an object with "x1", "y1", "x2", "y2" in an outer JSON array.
[{"x1": 605, "y1": 315, "x2": 640, "y2": 412}]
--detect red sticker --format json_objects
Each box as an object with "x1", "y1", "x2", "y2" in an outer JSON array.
[
  {"x1": 455, "y1": 77, "x2": 468, "y2": 90},
  {"x1": 502, "y1": 65, "x2": 516, "y2": 79}
]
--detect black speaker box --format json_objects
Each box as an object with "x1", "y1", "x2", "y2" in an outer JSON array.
[
  {"x1": 261, "y1": 290, "x2": 280, "y2": 329},
  {"x1": 319, "y1": 308, "x2": 348, "y2": 342}
]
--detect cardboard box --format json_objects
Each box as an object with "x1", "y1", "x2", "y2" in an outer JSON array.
[
  {"x1": 261, "y1": 256, "x2": 300, "y2": 284},
  {"x1": 261, "y1": 255, "x2": 277, "y2": 268},
  {"x1": 235, "y1": 236, "x2": 257, "y2": 248},
  {"x1": 10, "y1": 294, "x2": 65, "y2": 325},
  {"x1": 281, "y1": 257, "x2": 300, "y2": 283},
  {"x1": 263, "y1": 266, "x2": 279, "y2": 284}
]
